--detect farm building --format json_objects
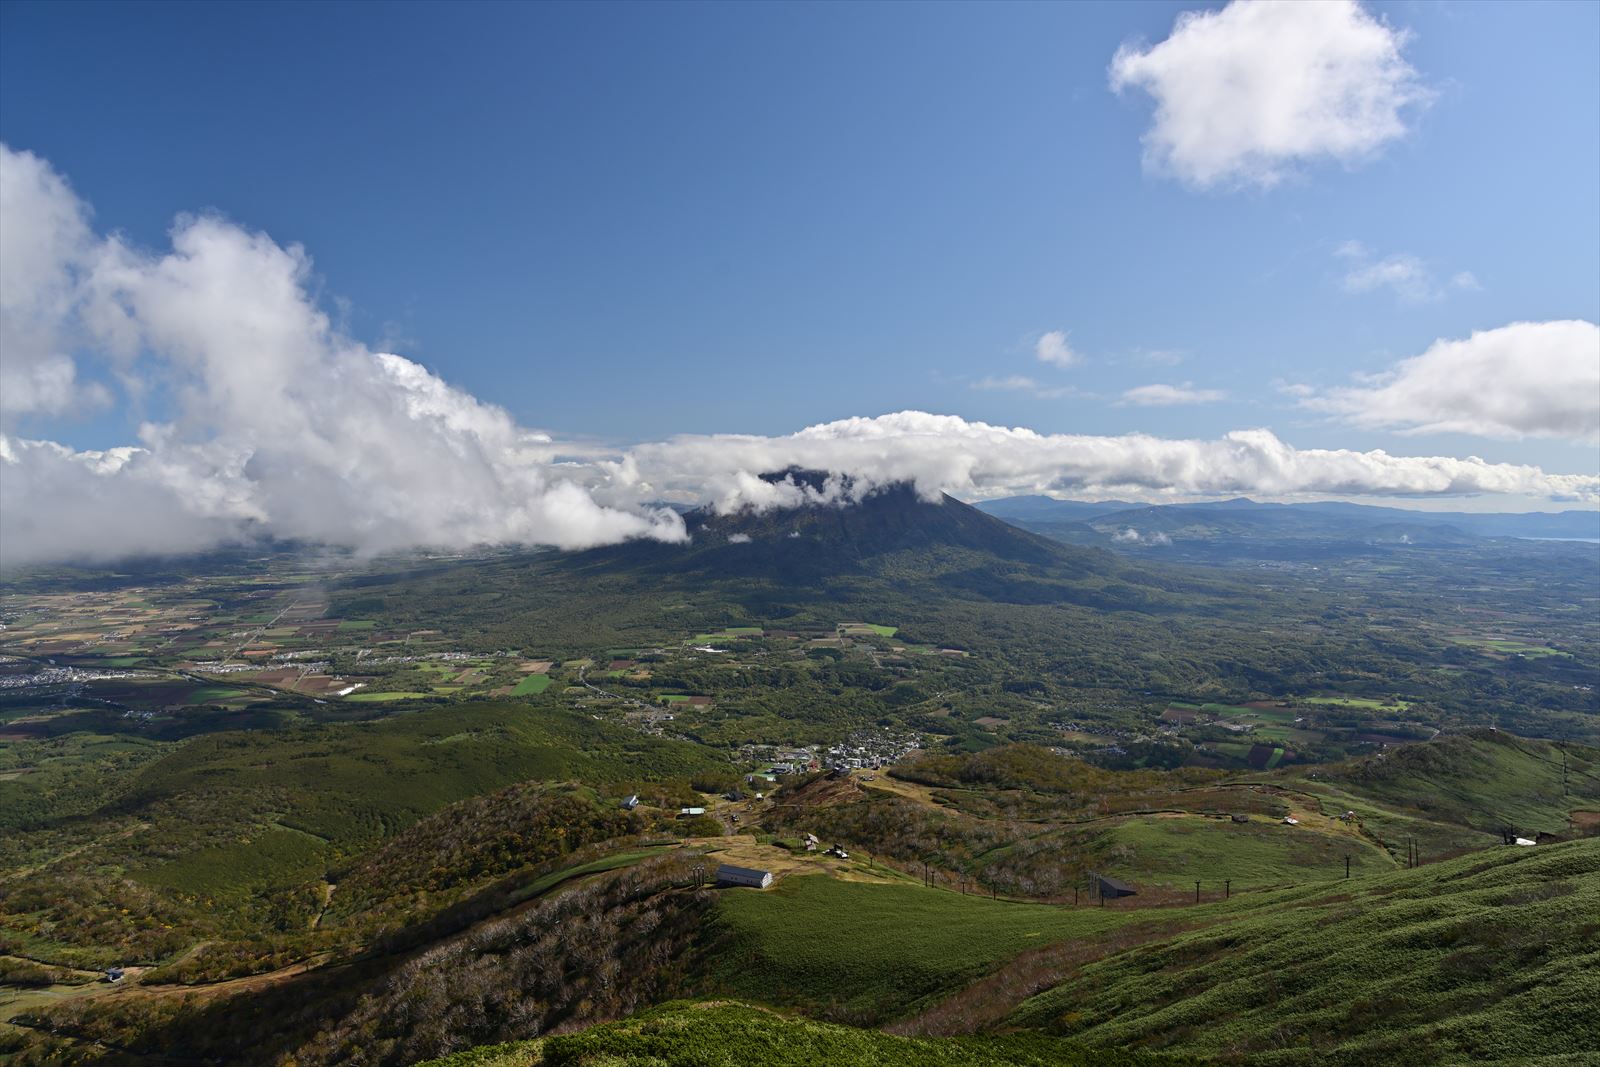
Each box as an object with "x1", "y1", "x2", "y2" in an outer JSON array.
[
  {"x1": 1094, "y1": 873, "x2": 1137, "y2": 900},
  {"x1": 103, "y1": 967, "x2": 125, "y2": 983},
  {"x1": 621, "y1": 794, "x2": 639, "y2": 810},
  {"x1": 716, "y1": 864, "x2": 773, "y2": 889},
  {"x1": 1231, "y1": 814, "x2": 1250, "y2": 824},
  {"x1": 678, "y1": 806, "x2": 706, "y2": 817}
]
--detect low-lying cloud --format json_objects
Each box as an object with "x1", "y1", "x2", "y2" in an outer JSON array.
[
  {"x1": 2, "y1": 145, "x2": 1596, "y2": 569},
  {"x1": 615, "y1": 412, "x2": 1599, "y2": 516}
]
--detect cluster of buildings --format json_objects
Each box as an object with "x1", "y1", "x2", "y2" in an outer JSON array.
[
  {"x1": 824, "y1": 728, "x2": 921, "y2": 772},
  {"x1": 0, "y1": 665, "x2": 150, "y2": 689}
]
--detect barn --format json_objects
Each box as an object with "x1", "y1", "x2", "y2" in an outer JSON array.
[{"x1": 716, "y1": 864, "x2": 774, "y2": 889}]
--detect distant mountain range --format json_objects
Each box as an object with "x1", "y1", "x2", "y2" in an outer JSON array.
[{"x1": 973, "y1": 495, "x2": 1600, "y2": 546}]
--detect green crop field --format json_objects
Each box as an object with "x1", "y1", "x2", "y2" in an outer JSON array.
[
  {"x1": 1449, "y1": 636, "x2": 1570, "y2": 658},
  {"x1": 512, "y1": 674, "x2": 552, "y2": 696},
  {"x1": 185, "y1": 686, "x2": 251, "y2": 704},
  {"x1": 346, "y1": 690, "x2": 430, "y2": 702},
  {"x1": 1095, "y1": 815, "x2": 1393, "y2": 888},
  {"x1": 690, "y1": 627, "x2": 764, "y2": 642},
  {"x1": 842, "y1": 622, "x2": 898, "y2": 637},
  {"x1": 1198, "y1": 703, "x2": 1255, "y2": 716},
  {"x1": 709, "y1": 873, "x2": 1140, "y2": 1021},
  {"x1": 1301, "y1": 696, "x2": 1413, "y2": 709}
]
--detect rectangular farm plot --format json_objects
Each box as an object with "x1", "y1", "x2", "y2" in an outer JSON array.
[
  {"x1": 511, "y1": 674, "x2": 552, "y2": 696},
  {"x1": 839, "y1": 622, "x2": 898, "y2": 637}
]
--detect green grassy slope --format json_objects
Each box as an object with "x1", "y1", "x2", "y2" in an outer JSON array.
[
  {"x1": 706, "y1": 874, "x2": 1143, "y2": 1023},
  {"x1": 1283, "y1": 730, "x2": 1600, "y2": 857},
  {"x1": 1009, "y1": 838, "x2": 1600, "y2": 1065},
  {"x1": 1096, "y1": 816, "x2": 1393, "y2": 888},
  {"x1": 418, "y1": 1001, "x2": 1200, "y2": 1067}
]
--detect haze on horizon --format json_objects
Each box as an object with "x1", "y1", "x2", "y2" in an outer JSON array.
[{"x1": 1, "y1": 0, "x2": 1597, "y2": 568}]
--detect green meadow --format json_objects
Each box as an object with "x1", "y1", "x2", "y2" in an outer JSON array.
[
  {"x1": 1095, "y1": 816, "x2": 1393, "y2": 889},
  {"x1": 709, "y1": 873, "x2": 1139, "y2": 1021}
]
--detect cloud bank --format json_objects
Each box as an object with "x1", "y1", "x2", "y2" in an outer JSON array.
[
  {"x1": 1110, "y1": 0, "x2": 1428, "y2": 189},
  {"x1": 614, "y1": 412, "x2": 1599, "y2": 516},
  {"x1": 2, "y1": 145, "x2": 1595, "y2": 569},
  {"x1": 1296, "y1": 320, "x2": 1600, "y2": 444}
]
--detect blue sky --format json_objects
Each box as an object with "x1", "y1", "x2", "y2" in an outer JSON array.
[{"x1": 1, "y1": 1, "x2": 1597, "y2": 562}]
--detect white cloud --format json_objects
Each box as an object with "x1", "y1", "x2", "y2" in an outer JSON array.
[
  {"x1": 1296, "y1": 320, "x2": 1600, "y2": 444},
  {"x1": 0, "y1": 146, "x2": 684, "y2": 568},
  {"x1": 1336, "y1": 241, "x2": 1476, "y2": 303},
  {"x1": 0, "y1": 146, "x2": 101, "y2": 418},
  {"x1": 1112, "y1": 527, "x2": 1172, "y2": 546},
  {"x1": 1120, "y1": 383, "x2": 1228, "y2": 407},
  {"x1": 1035, "y1": 330, "x2": 1079, "y2": 367},
  {"x1": 972, "y1": 375, "x2": 1041, "y2": 392},
  {"x1": 3, "y1": 149, "x2": 1594, "y2": 568},
  {"x1": 971, "y1": 374, "x2": 1084, "y2": 400},
  {"x1": 1110, "y1": 0, "x2": 1429, "y2": 189},
  {"x1": 614, "y1": 411, "x2": 1599, "y2": 515}
]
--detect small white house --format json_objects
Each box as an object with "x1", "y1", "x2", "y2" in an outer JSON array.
[
  {"x1": 678, "y1": 806, "x2": 706, "y2": 817},
  {"x1": 716, "y1": 864, "x2": 773, "y2": 889},
  {"x1": 621, "y1": 794, "x2": 640, "y2": 810},
  {"x1": 1283, "y1": 816, "x2": 1299, "y2": 825}
]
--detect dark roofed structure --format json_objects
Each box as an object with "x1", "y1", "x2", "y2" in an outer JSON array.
[{"x1": 1094, "y1": 873, "x2": 1137, "y2": 899}]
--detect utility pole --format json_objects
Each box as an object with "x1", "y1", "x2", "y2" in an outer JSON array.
[
  {"x1": 1195, "y1": 880, "x2": 1201, "y2": 904},
  {"x1": 1225, "y1": 879, "x2": 1230, "y2": 899},
  {"x1": 1345, "y1": 855, "x2": 1350, "y2": 879}
]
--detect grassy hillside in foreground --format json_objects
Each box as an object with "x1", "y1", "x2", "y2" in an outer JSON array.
[
  {"x1": 418, "y1": 1001, "x2": 1200, "y2": 1067},
  {"x1": 1008, "y1": 838, "x2": 1600, "y2": 1065},
  {"x1": 705, "y1": 873, "x2": 1149, "y2": 1023}
]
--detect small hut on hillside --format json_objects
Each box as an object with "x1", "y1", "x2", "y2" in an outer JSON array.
[{"x1": 1094, "y1": 873, "x2": 1137, "y2": 900}]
